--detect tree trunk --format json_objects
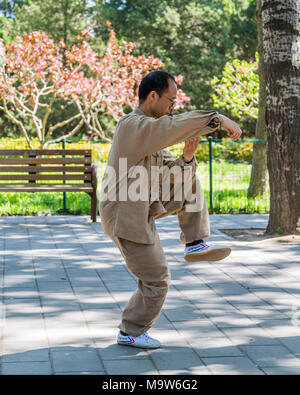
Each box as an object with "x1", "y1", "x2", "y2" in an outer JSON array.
[
  {"x1": 262, "y1": 0, "x2": 300, "y2": 235},
  {"x1": 247, "y1": 0, "x2": 268, "y2": 198}
]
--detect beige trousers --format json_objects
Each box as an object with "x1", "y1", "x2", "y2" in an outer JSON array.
[{"x1": 111, "y1": 174, "x2": 210, "y2": 336}]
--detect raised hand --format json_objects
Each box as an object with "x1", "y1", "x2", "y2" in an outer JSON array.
[
  {"x1": 219, "y1": 114, "x2": 243, "y2": 139},
  {"x1": 183, "y1": 136, "x2": 201, "y2": 162}
]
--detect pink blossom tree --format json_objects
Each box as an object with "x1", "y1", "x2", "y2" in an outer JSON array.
[{"x1": 0, "y1": 28, "x2": 190, "y2": 149}]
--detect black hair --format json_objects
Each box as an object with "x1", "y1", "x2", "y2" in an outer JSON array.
[{"x1": 138, "y1": 70, "x2": 176, "y2": 103}]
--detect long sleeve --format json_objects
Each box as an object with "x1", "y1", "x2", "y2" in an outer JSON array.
[{"x1": 115, "y1": 109, "x2": 220, "y2": 165}]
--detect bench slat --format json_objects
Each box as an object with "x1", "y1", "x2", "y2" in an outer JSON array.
[
  {"x1": 0, "y1": 149, "x2": 92, "y2": 156},
  {"x1": 0, "y1": 149, "x2": 97, "y2": 222},
  {"x1": 0, "y1": 174, "x2": 91, "y2": 181},
  {"x1": 0, "y1": 158, "x2": 92, "y2": 164},
  {"x1": 0, "y1": 166, "x2": 92, "y2": 173},
  {"x1": 0, "y1": 184, "x2": 93, "y2": 192}
]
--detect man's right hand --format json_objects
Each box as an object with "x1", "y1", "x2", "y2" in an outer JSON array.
[{"x1": 219, "y1": 114, "x2": 243, "y2": 140}]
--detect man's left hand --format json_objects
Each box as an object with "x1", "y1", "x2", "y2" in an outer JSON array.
[{"x1": 183, "y1": 136, "x2": 201, "y2": 162}]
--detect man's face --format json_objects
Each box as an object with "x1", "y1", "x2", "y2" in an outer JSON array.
[{"x1": 150, "y1": 79, "x2": 177, "y2": 118}]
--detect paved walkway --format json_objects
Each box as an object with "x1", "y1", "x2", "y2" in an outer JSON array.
[{"x1": 0, "y1": 214, "x2": 300, "y2": 375}]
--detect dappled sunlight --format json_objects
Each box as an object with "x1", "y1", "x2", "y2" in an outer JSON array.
[{"x1": 1, "y1": 215, "x2": 300, "y2": 374}]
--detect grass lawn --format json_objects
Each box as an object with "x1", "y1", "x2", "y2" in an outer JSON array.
[
  {"x1": 197, "y1": 160, "x2": 269, "y2": 214},
  {"x1": 0, "y1": 160, "x2": 269, "y2": 216}
]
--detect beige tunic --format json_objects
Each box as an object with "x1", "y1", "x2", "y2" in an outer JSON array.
[{"x1": 99, "y1": 107, "x2": 220, "y2": 244}]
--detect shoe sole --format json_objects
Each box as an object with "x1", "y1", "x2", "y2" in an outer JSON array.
[
  {"x1": 117, "y1": 341, "x2": 161, "y2": 349},
  {"x1": 184, "y1": 247, "x2": 231, "y2": 262}
]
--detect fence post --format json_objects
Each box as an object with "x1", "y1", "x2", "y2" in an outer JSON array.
[
  {"x1": 208, "y1": 136, "x2": 213, "y2": 210},
  {"x1": 62, "y1": 139, "x2": 67, "y2": 213}
]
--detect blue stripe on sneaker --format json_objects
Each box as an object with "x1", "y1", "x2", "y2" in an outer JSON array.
[{"x1": 186, "y1": 244, "x2": 209, "y2": 254}]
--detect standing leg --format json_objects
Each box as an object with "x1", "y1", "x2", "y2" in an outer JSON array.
[{"x1": 111, "y1": 231, "x2": 170, "y2": 337}]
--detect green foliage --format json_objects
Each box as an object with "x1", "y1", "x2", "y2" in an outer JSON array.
[
  {"x1": 0, "y1": 0, "x2": 28, "y2": 17},
  {"x1": 211, "y1": 54, "x2": 259, "y2": 125},
  {"x1": 0, "y1": 0, "x2": 258, "y2": 139},
  {"x1": 93, "y1": 0, "x2": 257, "y2": 111},
  {"x1": 169, "y1": 138, "x2": 254, "y2": 164},
  {"x1": 0, "y1": 0, "x2": 99, "y2": 50}
]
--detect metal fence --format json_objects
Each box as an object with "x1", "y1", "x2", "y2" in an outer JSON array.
[
  {"x1": 60, "y1": 137, "x2": 269, "y2": 214},
  {"x1": 0, "y1": 137, "x2": 269, "y2": 214}
]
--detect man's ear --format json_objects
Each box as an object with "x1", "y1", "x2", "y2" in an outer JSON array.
[{"x1": 149, "y1": 90, "x2": 158, "y2": 102}]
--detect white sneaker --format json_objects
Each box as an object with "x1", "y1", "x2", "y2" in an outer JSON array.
[
  {"x1": 184, "y1": 241, "x2": 231, "y2": 262},
  {"x1": 117, "y1": 331, "x2": 161, "y2": 349}
]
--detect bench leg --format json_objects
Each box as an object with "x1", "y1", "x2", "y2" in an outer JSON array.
[{"x1": 91, "y1": 190, "x2": 97, "y2": 222}]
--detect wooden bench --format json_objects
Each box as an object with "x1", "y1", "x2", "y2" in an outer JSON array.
[{"x1": 0, "y1": 149, "x2": 98, "y2": 222}]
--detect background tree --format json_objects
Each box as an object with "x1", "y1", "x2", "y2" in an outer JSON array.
[
  {"x1": 0, "y1": 0, "x2": 258, "y2": 139},
  {"x1": 247, "y1": 0, "x2": 267, "y2": 198},
  {"x1": 93, "y1": 0, "x2": 257, "y2": 119},
  {"x1": 0, "y1": 29, "x2": 189, "y2": 148},
  {"x1": 211, "y1": 55, "x2": 259, "y2": 123},
  {"x1": 0, "y1": 0, "x2": 93, "y2": 48},
  {"x1": 262, "y1": 0, "x2": 300, "y2": 235},
  {"x1": 0, "y1": 0, "x2": 28, "y2": 17}
]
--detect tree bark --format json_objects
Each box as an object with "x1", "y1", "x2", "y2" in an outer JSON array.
[
  {"x1": 262, "y1": 0, "x2": 300, "y2": 235},
  {"x1": 247, "y1": 0, "x2": 268, "y2": 198}
]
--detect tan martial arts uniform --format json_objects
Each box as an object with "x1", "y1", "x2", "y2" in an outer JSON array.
[{"x1": 99, "y1": 107, "x2": 220, "y2": 336}]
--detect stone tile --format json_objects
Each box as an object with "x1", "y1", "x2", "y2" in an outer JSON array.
[
  {"x1": 277, "y1": 336, "x2": 300, "y2": 354},
  {"x1": 3, "y1": 214, "x2": 300, "y2": 375},
  {"x1": 1, "y1": 361, "x2": 52, "y2": 375},
  {"x1": 258, "y1": 319, "x2": 300, "y2": 338},
  {"x1": 51, "y1": 348, "x2": 104, "y2": 373},
  {"x1": 221, "y1": 326, "x2": 280, "y2": 346},
  {"x1": 97, "y1": 343, "x2": 149, "y2": 360},
  {"x1": 163, "y1": 305, "x2": 206, "y2": 322},
  {"x1": 262, "y1": 366, "x2": 300, "y2": 375},
  {"x1": 37, "y1": 280, "x2": 73, "y2": 292},
  {"x1": 2, "y1": 348, "x2": 50, "y2": 363},
  {"x1": 103, "y1": 359, "x2": 158, "y2": 375},
  {"x1": 55, "y1": 370, "x2": 106, "y2": 375},
  {"x1": 82, "y1": 308, "x2": 122, "y2": 323},
  {"x1": 45, "y1": 325, "x2": 94, "y2": 348},
  {"x1": 202, "y1": 356, "x2": 264, "y2": 375},
  {"x1": 172, "y1": 319, "x2": 225, "y2": 339},
  {"x1": 150, "y1": 346, "x2": 204, "y2": 371},
  {"x1": 191, "y1": 337, "x2": 243, "y2": 357},
  {"x1": 239, "y1": 344, "x2": 300, "y2": 368},
  {"x1": 3, "y1": 325, "x2": 48, "y2": 346}
]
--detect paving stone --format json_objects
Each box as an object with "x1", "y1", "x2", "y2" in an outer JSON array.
[
  {"x1": 190, "y1": 337, "x2": 243, "y2": 357},
  {"x1": 163, "y1": 305, "x2": 206, "y2": 322},
  {"x1": 150, "y1": 346, "x2": 205, "y2": 371},
  {"x1": 55, "y1": 370, "x2": 106, "y2": 375},
  {"x1": 261, "y1": 366, "x2": 300, "y2": 375},
  {"x1": 202, "y1": 356, "x2": 264, "y2": 375},
  {"x1": 97, "y1": 343, "x2": 149, "y2": 360},
  {"x1": 221, "y1": 326, "x2": 280, "y2": 346},
  {"x1": 37, "y1": 280, "x2": 73, "y2": 292},
  {"x1": 51, "y1": 349, "x2": 104, "y2": 373},
  {"x1": 2, "y1": 348, "x2": 50, "y2": 363},
  {"x1": 172, "y1": 319, "x2": 226, "y2": 339},
  {"x1": 1, "y1": 214, "x2": 299, "y2": 375},
  {"x1": 1, "y1": 361, "x2": 52, "y2": 374},
  {"x1": 103, "y1": 358, "x2": 158, "y2": 375},
  {"x1": 239, "y1": 344, "x2": 300, "y2": 368}
]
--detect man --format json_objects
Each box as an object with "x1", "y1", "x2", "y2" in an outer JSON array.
[{"x1": 99, "y1": 70, "x2": 242, "y2": 349}]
